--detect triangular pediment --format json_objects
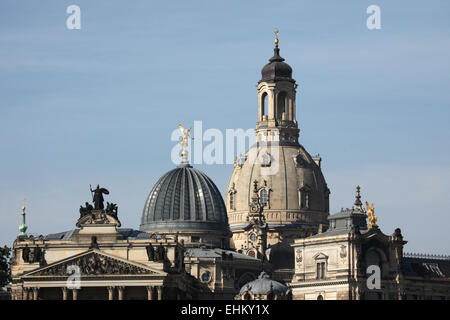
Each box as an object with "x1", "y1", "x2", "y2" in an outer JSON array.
[
  {"x1": 22, "y1": 249, "x2": 165, "y2": 278},
  {"x1": 313, "y1": 252, "x2": 328, "y2": 260}
]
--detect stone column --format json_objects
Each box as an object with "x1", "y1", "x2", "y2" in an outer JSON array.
[
  {"x1": 27, "y1": 288, "x2": 33, "y2": 300},
  {"x1": 62, "y1": 287, "x2": 68, "y2": 300},
  {"x1": 22, "y1": 288, "x2": 29, "y2": 300},
  {"x1": 146, "y1": 286, "x2": 154, "y2": 300},
  {"x1": 72, "y1": 289, "x2": 78, "y2": 300},
  {"x1": 32, "y1": 287, "x2": 39, "y2": 300},
  {"x1": 117, "y1": 286, "x2": 124, "y2": 300},
  {"x1": 157, "y1": 286, "x2": 162, "y2": 300},
  {"x1": 107, "y1": 286, "x2": 115, "y2": 300}
]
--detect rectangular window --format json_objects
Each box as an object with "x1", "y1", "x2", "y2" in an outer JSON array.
[{"x1": 316, "y1": 262, "x2": 326, "y2": 279}]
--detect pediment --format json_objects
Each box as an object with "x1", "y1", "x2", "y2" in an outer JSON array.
[
  {"x1": 22, "y1": 249, "x2": 165, "y2": 278},
  {"x1": 313, "y1": 252, "x2": 329, "y2": 260}
]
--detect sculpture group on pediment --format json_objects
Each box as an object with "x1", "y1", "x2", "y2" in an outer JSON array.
[
  {"x1": 36, "y1": 253, "x2": 149, "y2": 276},
  {"x1": 77, "y1": 185, "x2": 121, "y2": 226}
]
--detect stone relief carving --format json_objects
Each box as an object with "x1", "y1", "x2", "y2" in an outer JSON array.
[
  {"x1": 340, "y1": 245, "x2": 347, "y2": 259},
  {"x1": 295, "y1": 249, "x2": 303, "y2": 266},
  {"x1": 34, "y1": 252, "x2": 151, "y2": 276}
]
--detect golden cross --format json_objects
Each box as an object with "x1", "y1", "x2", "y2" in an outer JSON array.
[
  {"x1": 274, "y1": 28, "x2": 279, "y2": 46},
  {"x1": 22, "y1": 197, "x2": 26, "y2": 212}
]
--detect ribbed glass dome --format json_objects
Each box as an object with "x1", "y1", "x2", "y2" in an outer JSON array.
[{"x1": 140, "y1": 164, "x2": 230, "y2": 233}]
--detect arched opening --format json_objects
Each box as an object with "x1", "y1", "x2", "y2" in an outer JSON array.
[
  {"x1": 276, "y1": 91, "x2": 288, "y2": 121},
  {"x1": 261, "y1": 92, "x2": 268, "y2": 121},
  {"x1": 317, "y1": 294, "x2": 324, "y2": 300},
  {"x1": 229, "y1": 192, "x2": 235, "y2": 210},
  {"x1": 260, "y1": 189, "x2": 269, "y2": 207},
  {"x1": 365, "y1": 249, "x2": 382, "y2": 274},
  {"x1": 299, "y1": 188, "x2": 310, "y2": 209},
  {"x1": 244, "y1": 293, "x2": 252, "y2": 300}
]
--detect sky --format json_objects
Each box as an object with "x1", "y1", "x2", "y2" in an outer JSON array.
[{"x1": 0, "y1": 0, "x2": 449, "y2": 254}]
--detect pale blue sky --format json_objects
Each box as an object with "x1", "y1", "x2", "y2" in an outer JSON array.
[{"x1": 1, "y1": 1, "x2": 449, "y2": 254}]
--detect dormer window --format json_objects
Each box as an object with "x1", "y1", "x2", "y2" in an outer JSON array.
[
  {"x1": 299, "y1": 185, "x2": 311, "y2": 209},
  {"x1": 228, "y1": 183, "x2": 237, "y2": 211},
  {"x1": 260, "y1": 152, "x2": 272, "y2": 167}
]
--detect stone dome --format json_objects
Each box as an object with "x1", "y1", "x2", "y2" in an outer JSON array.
[
  {"x1": 261, "y1": 47, "x2": 293, "y2": 82},
  {"x1": 227, "y1": 143, "x2": 330, "y2": 239},
  {"x1": 140, "y1": 164, "x2": 230, "y2": 234},
  {"x1": 239, "y1": 272, "x2": 289, "y2": 295}
]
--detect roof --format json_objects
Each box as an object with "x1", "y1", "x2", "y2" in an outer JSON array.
[
  {"x1": 309, "y1": 207, "x2": 368, "y2": 239},
  {"x1": 44, "y1": 228, "x2": 157, "y2": 241},
  {"x1": 402, "y1": 254, "x2": 450, "y2": 279},
  {"x1": 185, "y1": 247, "x2": 259, "y2": 261},
  {"x1": 140, "y1": 164, "x2": 230, "y2": 234},
  {"x1": 239, "y1": 272, "x2": 289, "y2": 295},
  {"x1": 260, "y1": 46, "x2": 294, "y2": 83}
]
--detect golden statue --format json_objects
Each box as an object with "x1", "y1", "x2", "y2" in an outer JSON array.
[
  {"x1": 365, "y1": 201, "x2": 378, "y2": 228},
  {"x1": 178, "y1": 124, "x2": 194, "y2": 163},
  {"x1": 274, "y1": 28, "x2": 279, "y2": 46}
]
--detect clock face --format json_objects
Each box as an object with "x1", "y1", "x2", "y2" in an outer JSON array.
[{"x1": 249, "y1": 233, "x2": 257, "y2": 242}]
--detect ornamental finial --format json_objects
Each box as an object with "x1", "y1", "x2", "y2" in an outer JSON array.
[
  {"x1": 274, "y1": 28, "x2": 279, "y2": 47},
  {"x1": 353, "y1": 185, "x2": 363, "y2": 211},
  {"x1": 178, "y1": 124, "x2": 194, "y2": 165},
  {"x1": 365, "y1": 201, "x2": 378, "y2": 229},
  {"x1": 19, "y1": 197, "x2": 28, "y2": 236}
]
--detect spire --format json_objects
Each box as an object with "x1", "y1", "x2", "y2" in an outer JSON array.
[
  {"x1": 270, "y1": 28, "x2": 284, "y2": 63},
  {"x1": 178, "y1": 124, "x2": 193, "y2": 166},
  {"x1": 353, "y1": 185, "x2": 363, "y2": 211},
  {"x1": 274, "y1": 28, "x2": 279, "y2": 47},
  {"x1": 19, "y1": 198, "x2": 28, "y2": 236}
]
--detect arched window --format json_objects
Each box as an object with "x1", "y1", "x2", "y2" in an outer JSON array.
[
  {"x1": 261, "y1": 92, "x2": 268, "y2": 121},
  {"x1": 229, "y1": 192, "x2": 235, "y2": 210},
  {"x1": 228, "y1": 184, "x2": 237, "y2": 211},
  {"x1": 317, "y1": 294, "x2": 324, "y2": 300},
  {"x1": 277, "y1": 91, "x2": 288, "y2": 120},
  {"x1": 244, "y1": 293, "x2": 252, "y2": 300},
  {"x1": 260, "y1": 189, "x2": 269, "y2": 207},
  {"x1": 299, "y1": 188, "x2": 310, "y2": 209},
  {"x1": 365, "y1": 250, "x2": 381, "y2": 267}
]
